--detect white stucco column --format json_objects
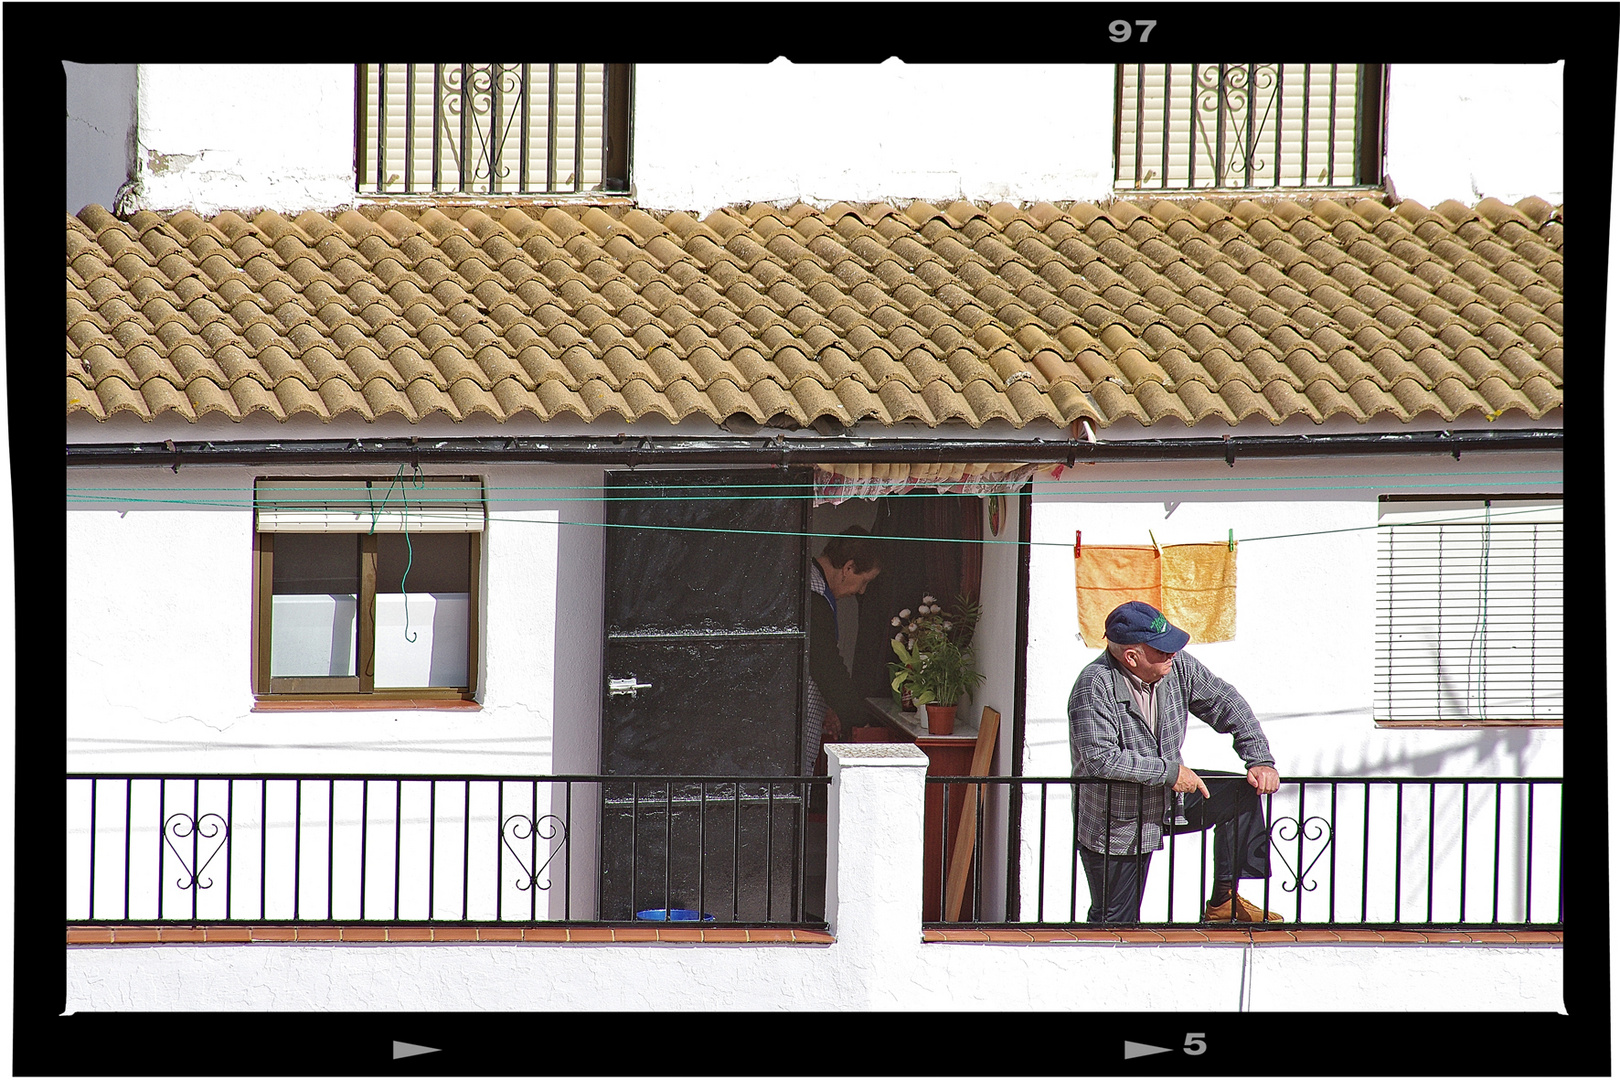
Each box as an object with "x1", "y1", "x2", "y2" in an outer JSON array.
[{"x1": 824, "y1": 744, "x2": 928, "y2": 943}]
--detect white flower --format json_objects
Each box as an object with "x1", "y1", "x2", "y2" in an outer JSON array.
[
  {"x1": 943, "y1": 621, "x2": 953, "y2": 630},
  {"x1": 891, "y1": 616, "x2": 901, "y2": 626},
  {"x1": 899, "y1": 609, "x2": 911, "y2": 619},
  {"x1": 893, "y1": 632, "x2": 905, "y2": 642},
  {"x1": 908, "y1": 622, "x2": 918, "y2": 632},
  {"x1": 923, "y1": 595, "x2": 936, "y2": 604}
]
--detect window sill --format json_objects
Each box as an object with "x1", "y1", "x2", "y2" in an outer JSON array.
[
  {"x1": 1375, "y1": 720, "x2": 1563, "y2": 729},
  {"x1": 67, "y1": 924, "x2": 834, "y2": 945},
  {"x1": 923, "y1": 928, "x2": 1563, "y2": 945},
  {"x1": 252, "y1": 698, "x2": 481, "y2": 713}
]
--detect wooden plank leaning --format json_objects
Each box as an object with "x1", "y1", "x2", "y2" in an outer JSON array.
[{"x1": 943, "y1": 706, "x2": 1000, "y2": 922}]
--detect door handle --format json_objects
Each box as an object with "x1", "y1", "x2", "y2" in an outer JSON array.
[{"x1": 609, "y1": 676, "x2": 653, "y2": 698}]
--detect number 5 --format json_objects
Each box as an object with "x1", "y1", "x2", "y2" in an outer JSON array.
[{"x1": 1185, "y1": 1033, "x2": 1207, "y2": 1056}]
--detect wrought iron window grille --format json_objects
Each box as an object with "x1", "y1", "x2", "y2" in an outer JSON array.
[
  {"x1": 356, "y1": 64, "x2": 632, "y2": 197},
  {"x1": 1115, "y1": 62, "x2": 1385, "y2": 192}
]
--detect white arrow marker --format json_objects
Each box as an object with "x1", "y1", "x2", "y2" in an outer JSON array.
[
  {"x1": 393, "y1": 1042, "x2": 441, "y2": 1060},
  {"x1": 1123, "y1": 1041, "x2": 1174, "y2": 1060}
]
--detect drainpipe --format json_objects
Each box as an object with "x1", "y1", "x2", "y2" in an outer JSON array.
[{"x1": 65, "y1": 429, "x2": 1562, "y2": 469}]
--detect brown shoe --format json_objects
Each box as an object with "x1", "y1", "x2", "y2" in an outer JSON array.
[{"x1": 1202, "y1": 894, "x2": 1284, "y2": 922}]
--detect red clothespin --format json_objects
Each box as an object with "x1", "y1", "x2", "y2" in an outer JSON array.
[{"x1": 1074, "y1": 530, "x2": 1082, "y2": 558}]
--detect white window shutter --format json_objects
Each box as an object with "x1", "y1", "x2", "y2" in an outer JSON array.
[
  {"x1": 256, "y1": 478, "x2": 486, "y2": 533},
  {"x1": 1376, "y1": 499, "x2": 1563, "y2": 722}
]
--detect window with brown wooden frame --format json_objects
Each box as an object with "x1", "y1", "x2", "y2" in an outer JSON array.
[{"x1": 251, "y1": 477, "x2": 485, "y2": 700}]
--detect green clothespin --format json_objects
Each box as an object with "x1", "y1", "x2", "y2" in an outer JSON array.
[{"x1": 1228, "y1": 529, "x2": 1235, "y2": 552}]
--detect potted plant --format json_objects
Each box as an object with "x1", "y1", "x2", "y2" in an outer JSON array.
[
  {"x1": 915, "y1": 636, "x2": 984, "y2": 734},
  {"x1": 888, "y1": 594, "x2": 983, "y2": 734}
]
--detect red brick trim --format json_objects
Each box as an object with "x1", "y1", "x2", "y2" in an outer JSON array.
[
  {"x1": 922, "y1": 928, "x2": 1563, "y2": 945},
  {"x1": 66, "y1": 925, "x2": 835, "y2": 945}
]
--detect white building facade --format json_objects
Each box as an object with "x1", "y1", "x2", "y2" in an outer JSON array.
[{"x1": 63, "y1": 58, "x2": 1568, "y2": 1028}]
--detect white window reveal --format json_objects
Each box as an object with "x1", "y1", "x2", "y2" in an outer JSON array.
[{"x1": 1375, "y1": 497, "x2": 1562, "y2": 724}]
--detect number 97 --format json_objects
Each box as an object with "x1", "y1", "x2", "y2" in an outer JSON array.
[{"x1": 1109, "y1": 19, "x2": 1157, "y2": 41}]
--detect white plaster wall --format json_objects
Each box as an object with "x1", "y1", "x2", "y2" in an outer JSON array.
[
  {"x1": 65, "y1": 463, "x2": 605, "y2": 778},
  {"x1": 109, "y1": 62, "x2": 1564, "y2": 217},
  {"x1": 632, "y1": 61, "x2": 1117, "y2": 213},
  {"x1": 62, "y1": 936, "x2": 1562, "y2": 1012},
  {"x1": 130, "y1": 64, "x2": 356, "y2": 214},
  {"x1": 1385, "y1": 63, "x2": 1564, "y2": 206},
  {"x1": 65, "y1": 62, "x2": 137, "y2": 214}
]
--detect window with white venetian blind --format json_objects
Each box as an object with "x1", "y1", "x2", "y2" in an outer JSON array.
[
  {"x1": 356, "y1": 64, "x2": 631, "y2": 196},
  {"x1": 1116, "y1": 63, "x2": 1384, "y2": 191},
  {"x1": 1375, "y1": 497, "x2": 1562, "y2": 724}
]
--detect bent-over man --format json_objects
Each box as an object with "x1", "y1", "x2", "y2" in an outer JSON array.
[{"x1": 1068, "y1": 600, "x2": 1282, "y2": 923}]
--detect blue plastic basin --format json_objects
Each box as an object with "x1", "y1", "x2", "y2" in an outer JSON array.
[{"x1": 634, "y1": 908, "x2": 716, "y2": 922}]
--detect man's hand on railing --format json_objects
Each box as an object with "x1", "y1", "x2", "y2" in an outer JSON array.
[
  {"x1": 1171, "y1": 765, "x2": 1210, "y2": 797},
  {"x1": 1247, "y1": 764, "x2": 1280, "y2": 795}
]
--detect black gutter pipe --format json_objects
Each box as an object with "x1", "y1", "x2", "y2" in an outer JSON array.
[{"x1": 65, "y1": 429, "x2": 1561, "y2": 469}]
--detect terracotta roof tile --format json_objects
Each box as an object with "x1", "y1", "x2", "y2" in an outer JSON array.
[{"x1": 67, "y1": 197, "x2": 1562, "y2": 429}]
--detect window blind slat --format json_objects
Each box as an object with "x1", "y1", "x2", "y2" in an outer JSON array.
[{"x1": 255, "y1": 479, "x2": 486, "y2": 533}]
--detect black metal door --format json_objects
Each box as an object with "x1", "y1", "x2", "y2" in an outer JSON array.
[{"x1": 598, "y1": 469, "x2": 810, "y2": 921}]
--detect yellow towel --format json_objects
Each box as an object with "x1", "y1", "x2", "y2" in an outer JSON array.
[
  {"x1": 1161, "y1": 543, "x2": 1237, "y2": 643},
  {"x1": 1074, "y1": 542, "x2": 1237, "y2": 645},
  {"x1": 1073, "y1": 545, "x2": 1160, "y2": 646}
]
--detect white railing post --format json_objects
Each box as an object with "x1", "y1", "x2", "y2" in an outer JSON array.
[{"x1": 824, "y1": 744, "x2": 928, "y2": 945}]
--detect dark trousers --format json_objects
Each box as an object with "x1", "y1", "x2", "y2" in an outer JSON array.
[{"x1": 1080, "y1": 772, "x2": 1271, "y2": 923}]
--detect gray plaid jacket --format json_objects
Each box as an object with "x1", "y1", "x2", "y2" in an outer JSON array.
[{"x1": 1068, "y1": 650, "x2": 1274, "y2": 856}]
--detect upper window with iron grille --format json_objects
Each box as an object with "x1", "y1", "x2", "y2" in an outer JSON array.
[
  {"x1": 1115, "y1": 63, "x2": 1385, "y2": 192},
  {"x1": 356, "y1": 64, "x2": 632, "y2": 197}
]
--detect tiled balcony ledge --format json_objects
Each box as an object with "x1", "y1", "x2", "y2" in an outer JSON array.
[
  {"x1": 66, "y1": 925, "x2": 836, "y2": 945},
  {"x1": 67, "y1": 925, "x2": 1560, "y2": 946},
  {"x1": 922, "y1": 928, "x2": 1563, "y2": 944}
]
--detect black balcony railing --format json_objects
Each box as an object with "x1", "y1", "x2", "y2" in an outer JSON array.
[
  {"x1": 66, "y1": 773, "x2": 827, "y2": 928},
  {"x1": 931, "y1": 776, "x2": 1562, "y2": 930}
]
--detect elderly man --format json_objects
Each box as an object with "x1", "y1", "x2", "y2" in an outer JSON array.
[{"x1": 1068, "y1": 600, "x2": 1282, "y2": 923}]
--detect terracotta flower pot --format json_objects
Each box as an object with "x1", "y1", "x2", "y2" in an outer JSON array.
[{"x1": 925, "y1": 703, "x2": 957, "y2": 735}]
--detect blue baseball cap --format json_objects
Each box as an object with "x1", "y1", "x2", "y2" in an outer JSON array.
[{"x1": 1105, "y1": 601, "x2": 1190, "y2": 653}]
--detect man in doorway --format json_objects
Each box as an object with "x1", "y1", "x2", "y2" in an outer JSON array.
[
  {"x1": 804, "y1": 527, "x2": 884, "y2": 774},
  {"x1": 1068, "y1": 600, "x2": 1282, "y2": 923}
]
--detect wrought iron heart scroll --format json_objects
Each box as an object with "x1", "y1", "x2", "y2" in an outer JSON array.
[
  {"x1": 1269, "y1": 815, "x2": 1333, "y2": 894},
  {"x1": 163, "y1": 812, "x2": 229, "y2": 892},
  {"x1": 501, "y1": 814, "x2": 569, "y2": 892}
]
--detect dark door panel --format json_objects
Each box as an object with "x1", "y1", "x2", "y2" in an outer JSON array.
[
  {"x1": 602, "y1": 637, "x2": 802, "y2": 775},
  {"x1": 599, "y1": 469, "x2": 811, "y2": 922},
  {"x1": 604, "y1": 473, "x2": 807, "y2": 637}
]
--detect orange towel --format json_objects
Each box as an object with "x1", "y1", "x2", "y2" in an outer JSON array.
[
  {"x1": 1074, "y1": 541, "x2": 1237, "y2": 645},
  {"x1": 1160, "y1": 543, "x2": 1237, "y2": 643},
  {"x1": 1074, "y1": 545, "x2": 1160, "y2": 646}
]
